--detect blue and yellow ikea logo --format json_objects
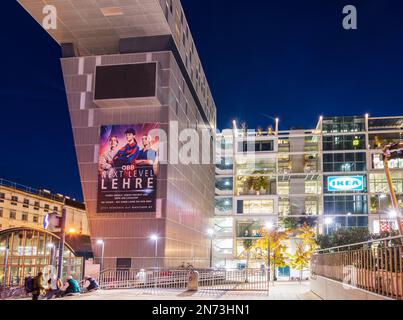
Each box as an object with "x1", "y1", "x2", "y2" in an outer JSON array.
[{"x1": 328, "y1": 176, "x2": 364, "y2": 192}]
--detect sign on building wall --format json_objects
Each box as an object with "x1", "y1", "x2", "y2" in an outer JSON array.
[
  {"x1": 327, "y1": 176, "x2": 364, "y2": 192},
  {"x1": 97, "y1": 124, "x2": 159, "y2": 213}
]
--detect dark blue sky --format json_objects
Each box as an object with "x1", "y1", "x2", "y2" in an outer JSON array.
[{"x1": 1, "y1": 0, "x2": 403, "y2": 199}]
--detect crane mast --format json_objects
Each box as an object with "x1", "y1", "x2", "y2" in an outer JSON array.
[{"x1": 382, "y1": 142, "x2": 403, "y2": 236}]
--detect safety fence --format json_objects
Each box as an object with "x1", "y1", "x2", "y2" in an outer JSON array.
[
  {"x1": 311, "y1": 235, "x2": 403, "y2": 300},
  {"x1": 96, "y1": 268, "x2": 269, "y2": 291}
]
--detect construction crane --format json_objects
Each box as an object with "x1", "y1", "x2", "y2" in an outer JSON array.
[{"x1": 381, "y1": 142, "x2": 403, "y2": 236}]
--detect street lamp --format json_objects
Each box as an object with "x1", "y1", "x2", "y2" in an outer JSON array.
[
  {"x1": 388, "y1": 209, "x2": 398, "y2": 218},
  {"x1": 57, "y1": 207, "x2": 67, "y2": 280},
  {"x1": 67, "y1": 228, "x2": 77, "y2": 234},
  {"x1": 206, "y1": 228, "x2": 214, "y2": 268},
  {"x1": 96, "y1": 240, "x2": 105, "y2": 272},
  {"x1": 150, "y1": 235, "x2": 159, "y2": 269},
  {"x1": 47, "y1": 243, "x2": 56, "y2": 269},
  {"x1": 324, "y1": 217, "x2": 334, "y2": 235},
  {"x1": 377, "y1": 193, "x2": 387, "y2": 224},
  {"x1": 265, "y1": 222, "x2": 274, "y2": 287}
]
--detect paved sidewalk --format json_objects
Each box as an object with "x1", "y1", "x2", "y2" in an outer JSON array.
[{"x1": 57, "y1": 281, "x2": 320, "y2": 300}]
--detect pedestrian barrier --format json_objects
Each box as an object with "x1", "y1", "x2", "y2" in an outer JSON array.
[
  {"x1": 311, "y1": 235, "x2": 403, "y2": 300},
  {"x1": 0, "y1": 286, "x2": 26, "y2": 300},
  {"x1": 95, "y1": 268, "x2": 269, "y2": 292}
]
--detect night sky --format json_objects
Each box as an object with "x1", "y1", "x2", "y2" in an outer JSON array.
[{"x1": 1, "y1": 0, "x2": 403, "y2": 200}]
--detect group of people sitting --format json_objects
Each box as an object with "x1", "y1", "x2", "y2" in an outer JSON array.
[{"x1": 24, "y1": 272, "x2": 100, "y2": 300}]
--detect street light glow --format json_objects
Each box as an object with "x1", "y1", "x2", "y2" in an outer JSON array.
[
  {"x1": 150, "y1": 234, "x2": 159, "y2": 241},
  {"x1": 324, "y1": 217, "x2": 334, "y2": 225},
  {"x1": 388, "y1": 209, "x2": 398, "y2": 218},
  {"x1": 68, "y1": 228, "x2": 77, "y2": 234},
  {"x1": 96, "y1": 239, "x2": 104, "y2": 245},
  {"x1": 265, "y1": 222, "x2": 274, "y2": 230},
  {"x1": 206, "y1": 228, "x2": 214, "y2": 236},
  {"x1": 47, "y1": 243, "x2": 55, "y2": 248},
  {"x1": 347, "y1": 212, "x2": 352, "y2": 216}
]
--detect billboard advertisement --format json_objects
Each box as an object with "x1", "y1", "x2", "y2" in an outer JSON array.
[
  {"x1": 327, "y1": 176, "x2": 364, "y2": 192},
  {"x1": 97, "y1": 123, "x2": 159, "y2": 213}
]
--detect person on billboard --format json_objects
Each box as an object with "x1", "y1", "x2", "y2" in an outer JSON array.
[
  {"x1": 113, "y1": 128, "x2": 140, "y2": 168},
  {"x1": 99, "y1": 135, "x2": 119, "y2": 179},
  {"x1": 136, "y1": 135, "x2": 157, "y2": 167}
]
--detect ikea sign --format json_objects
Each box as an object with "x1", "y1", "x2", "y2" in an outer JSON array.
[{"x1": 328, "y1": 176, "x2": 364, "y2": 192}]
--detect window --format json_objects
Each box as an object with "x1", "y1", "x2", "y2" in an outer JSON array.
[
  {"x1": 0, "y1": 193, "x2": 5, "y2": 199},
  {"x1": 11, "y1": 196, "x2": 18, "y2": 202},
  {"x1": 53, "y1": 206, "x2": 58, "y2": 211},
  {"x1": 372, "y1": 154, "x2": 403, "y2": 170},
  {"x1": 305, "y1": 180, "x2": 321, "y2": 194},
  {"x1": 369, "y1": 172, "x2": 403, "y2": 194},
  {"x1": 236, "y1": 221, "x2": 265, "y2": 238},
  {"x1": 10, "y1": 210, "x2": 17, "y2": 220},
  {"x1": 323, "y1": 152, "x2": 366, "y2": 172},
  {"x1": 44, "y1": 204, "x2": 49, "y2": 209},
  {"x1": 323, "y1": 135, "x2": 366, "y2": 151},
  {"x1": 238, "y1": 200, "x2": 274, "y2": 214},
  {"x1": 34, "y1": 201, "x2": 40, "y2": 208},
  {"x1": 0, "y1": 208, "x2": 3, "y2": 217},
  {"x1": 23, "y1": 198, "x2": 29, "y2": 208},
  {"x1": 237, "y1": 140, "x2": 274, "y2": 152},
  {"x1": 324, "y1": 195, "x2": 368, "y2": 215},
  {"x1": 33, "y1": 215, "x2": 39, "y2": 223},
  {"x1": 22, "y1": 213, "x2": 28, "y2": 221},
  {"x1": 322, "y1": 116, "x2": 365, "y2": 133}
]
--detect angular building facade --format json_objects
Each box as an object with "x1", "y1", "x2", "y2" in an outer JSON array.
[
  {"x1": 19, "y1": 0, "x2": 216, "y2": 269},
  {"x1": 214, "y1": 115, "x2": 403, "y2": 269}
]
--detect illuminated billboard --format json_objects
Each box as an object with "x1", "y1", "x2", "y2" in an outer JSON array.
[
  {"x1": 97, "y1": 124, "x2": 159, "y2": 213},
  {"x1": 327, "y1": 176, "x2": 364, "y2": 192}
]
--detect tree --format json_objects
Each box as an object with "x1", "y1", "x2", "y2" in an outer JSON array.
[
  {"x1": 317, "y1": 227, "x2": 371, "y2": 250},
  {"x1": 297, "y1": 223, "x2": 319, "y2": 252},
  {"x1": 289, "y1": 223, "x2": 318, "y2": 283},
  {"x1": 251, "y1": 229, "x2": 289, "y2": 281},
  {"x1": 242, "y1": 239, "x2": 254, "y2": 268},
  {"x1": 289, "y1": 241, "x2": 311, "y2": 283},
  {"x1": 241, "y1": 239, "x2": 254, "y2": 283}
]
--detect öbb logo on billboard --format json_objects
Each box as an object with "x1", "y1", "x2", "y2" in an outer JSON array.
[{"x1": 328, "y1": 176, "x2": 364, "y2": 192}]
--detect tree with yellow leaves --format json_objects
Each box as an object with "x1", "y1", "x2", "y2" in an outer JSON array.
[
  {"x1": 288, "y1": 223, "x2": 319, "y2": 283},
  {"x1": 251, "y1": 229, "x2": 289, "y2": 281}
]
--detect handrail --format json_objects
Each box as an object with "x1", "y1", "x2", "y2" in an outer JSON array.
[{"x1": 315, "y1": 234, "x2": 403, "y2": 253}]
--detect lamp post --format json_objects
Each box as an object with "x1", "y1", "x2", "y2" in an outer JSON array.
[
  {"x1": 96, "y1": 240, "x2": 105, "y2": 272},
  {"x1": 377, "y1": 193, "x2": 387, "y2": 229},
  {"x1": 47, "y1": 243, "x2": 56, "y2": 270},
  {"x1": 265, "y1": 221, "x2": 274, "y2": 288},
  {"x1": 150, "y1": 235, "x2": 159, "y2": 270},
  {"x1": 206, "y1": 228, "x2": 214, "y2": 268},
  {"x1": 57, "y1": 207, "x2": 67, "y2": 280},
  {"x1": 324, "y1": 217, "x2": 333, "y2": 235}
]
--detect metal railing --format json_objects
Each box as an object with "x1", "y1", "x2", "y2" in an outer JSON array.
[
  {"x1": 97, "y1": 269, "x2": 189, "y2": 290},
  {"x1": 311, "y1": 235, "x2": 403, "y2": 300},
  {"x1": 94, "y1": 268, "x2": 269, "y2": 292},
  {"x1": 0, "y1": 286, "x2": 27, "y2": 300},
  {"x1": 198, "y1": 268, "x2": 268, "y2": 291}
]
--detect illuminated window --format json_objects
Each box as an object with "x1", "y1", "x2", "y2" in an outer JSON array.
[
  {"x1": 305, "y1": 180, "x2": 321, "y2": 194},
  {"x1": 240, "y1": 200, "x2": 274, "y2": 214}
]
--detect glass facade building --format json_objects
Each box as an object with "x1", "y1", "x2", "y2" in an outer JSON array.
[
  {"x1": 214, "y1": 115, "x2": 403, "y2": 268},
  {"x1": 0, "y1": 227, "x2": 83, "y2": 287}
]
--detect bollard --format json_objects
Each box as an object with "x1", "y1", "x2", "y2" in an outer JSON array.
[{"x1": 187, "y1": 270, "x2": 199, "y2": 291}]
